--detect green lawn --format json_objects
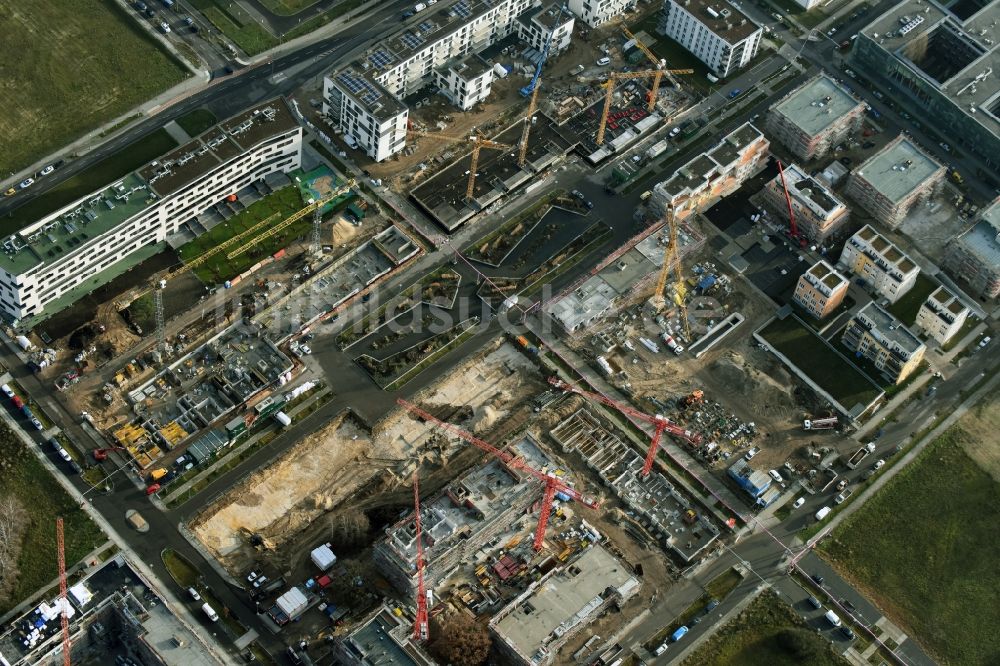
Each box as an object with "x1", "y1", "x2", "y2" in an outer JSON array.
[
  {"x1": 760, "y1": 316, "x2": 883, "y2": 409},
  {"x1": 258, "y1": 0, "x2": 323, "y2": 15},
  {"x1": 175, "y1": 108, "x2": 218, "y2": 137},
  {"x1": 178, "y1": 185, "x2": 305, "y2": 283},
  {"x1": 0, "y1": 0, "x2": 188, "y2": 176},
  {"x1": 767, "y1": 0, "x2": 829, "y2": 29},
  {"x1": 683, "y1": 591, "x2": 848, "y2": 666},
  {"x1": 0, "y1": 425, "x2": 105, "y2": 615},
  {"x1": 820, "y1": 409, "x2": 1000, "y2": 666},
  {"x1": 189, "y1": 0, "x2": 279, "y2": 55},
  {"x1": 162, "y1": 548, "x2": 199, "y2": 588},
  {"x1": 886, "y1": 274, "x2": 937, "y2": 326},
  {"x1": 1, "y1": 129, "x2": 178, "y2": 235}
]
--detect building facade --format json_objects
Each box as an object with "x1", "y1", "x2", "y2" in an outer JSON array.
[
  {"x1": 567, "y1": 0, "x2": 636, "y2": 27},
  {"x1": 839, "y1": 225, "x2": 920, "y2": 304},
  {"x1": 766, "y1": 74, "x2": 866, "y2": 161},
  {"x1": 942, "y1": 198, "x2": 1000, "y2": 299},
  {"x1": 0, "y1": 100, "x2": 302, "y2": 322},
  {"x1": 793, "y1": 260, "x2": 850, "y2": 319},
  {"x1": 762, "y1": 163, "x2": 850, "y2": 241},
  {"x1": 845, "y1": 135, "x2": 945, "y2": 228},
  {"x1": 323, "y1": 0, "x2": 574, "y2": 162},
  {"x1": 519, "y1": 2, "x2": 575, "y2": 50},
  {"x1": 914, "y1": 286, "x2": 970, "y2": 345},
  {"x1": 848, "y1": 0, "x2": 1000, "y2": 174},
  {"x1": 649, "y1": 123, "x2": 769, "y2": 218},
  {"x1": 658, "y1": 0, "x2": 762, "y2": 78},
  {"x1": 842, "y1": 302, "x2": 926, "y2": 384}
]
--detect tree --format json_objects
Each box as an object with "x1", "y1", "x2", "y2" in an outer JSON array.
[{"x1": 428, "y1": 613, "x2": 491, "y2": 666}]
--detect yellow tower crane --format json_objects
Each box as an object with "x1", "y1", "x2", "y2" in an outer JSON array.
[
  {"x1": 595, "y1": 68, "x2": 693, "y2": 145},
  {"x1": 519, "y1": 80, "x2": 542, "y2": 168},
  {"x1": 620, "y1": 22, "x2": 685, "y2": 111},
  {"x1": 651, "y1": 204, "x2": 690, "y2": 339},
  {"x1": 408, "y1": 129, "x2": 513, "y2": 201}
]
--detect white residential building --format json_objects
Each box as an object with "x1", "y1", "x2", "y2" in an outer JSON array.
[
  {"x1": 914, "y1": 286, "x2": 970, "y2": 345},
  {"x1": 0, "y1": 99, "x2": 302, "y2": 322},
  {"x1": 567, "y1": 0, "x2": 637, "y2": 28},
  {"x1": 323, "y1": 0, "x2": 575, "y2": 162},
  {"x1": 518, "y1": 3, "x2": 575, "y2": 52},
  {"x1": 658, "y1": 0, "x2": 762, "y2": 78},
  {"x1": 838, "y1": 224, "x2": 920, "y2": 304}
]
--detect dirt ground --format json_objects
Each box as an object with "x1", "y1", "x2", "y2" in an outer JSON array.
[{"x1": 190, "y1": 340, "x2": 544, "y2": 574}]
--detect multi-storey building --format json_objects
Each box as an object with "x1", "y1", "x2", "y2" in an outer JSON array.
[
  {"x1": 762, "y1": 163, "x2": 850, "y2": 242},
  {"x1": 766, "y1": 74, "x2": 866, "y2": 161},
  {"x1": 848, "y1": 0, "x2": 1000, "y2": 173},
  {"x1": 845, "y1": 135, "x2": 945, "y2": 228},
  {"x1": 372, "y1": 436, "x2": 555, "y2": 596},
  {"x1": 914, "y1": 286, "x2": 970, "y2": 345},
  {"x1": 323, "y1": 0, "x2": 573, "y2": 162},
  {"x1": 658, "y1": 0, "x2": 762, "y2": 78},
  {"x1": 842, "y1": 302, "x2": 926, "y2": 384},
  {"x1": 0, "y1": 99, "x2": 301, "y2": 323},
  {"x1": 942, "y1": 197, "x2": 1000, "y2": 299},
  {"x1": 335, "y1": 605, "x2": 436, "y2": 666},
  {"x1": 567, "y1": 0, "x2": 636, "y2": 27},
  {"x1": 793, "y1": 260, "x2": 850, "y2": 319},
  {"x1": 648, "y1": 123, "x2": 768, "y2": 219},
  {"x1": 839, "y1": 225, "x2": 920, "y2": 304}
]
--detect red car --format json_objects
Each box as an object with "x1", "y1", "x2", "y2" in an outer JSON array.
[
  {"x1": 145, "y1": 484, "x2": 161, "y2": 496},
  {"x1": 11, "y1": 395, "x2": 23, "y2": 409}
]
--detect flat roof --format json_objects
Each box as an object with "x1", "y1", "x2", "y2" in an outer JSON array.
[
  {"x1": 657, "y1": 123, "x2": 764, "y2": 198},
  {"x1": 853, "y1": 135, "x2": 942, "y2": 203},
  {"x1": 858, "y1": 0, "x2": 1000, "y2": 135},
  {"x1": 492, "y1": 546, "x2": 638, "y2": 657},
  {"x1": 783, "y1": 163, "x2": 844, "y2": 215},
  {"x1": 674, "y1": 0, "x2": 760, "y2": 43},
  {"x1": 345, "y1": 608, "x2": 416, "y2": 665},
  {"x1": 806, "y1": 259, "x2": 848, "y2": 290},
  {"x1": 771, "y1": 74, "x2": 864, "y2": 137},
  {"x1": 851, "y1": 224, "x2": 918, "y2": 274},
  {"x1": 856, "y1": 302, "x2": 923, "y2": 353},
  {"x1": 332, "y1": 65, "x2": 408, "y2": 121},
  {"x1": 954, "y1": 211, "x2": 1000, "y2": 268},
  {"x1": 518, "y1": 2, "x2": 570, "y2": 31}
]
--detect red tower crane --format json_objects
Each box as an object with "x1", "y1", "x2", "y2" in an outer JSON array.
[
  {"x1": 397, "y1": 399, "x2": 598, "y2": 552},
  {"x1": 775, "y1": 160, "x2": 805, "y2": 247},
  {"x1": 547, "y1": 377, "x2": 702, "y2": 477},
  {"x1": 56, "y1": 517, "x2": 71, "y2": 666},
  {"x1": 412, "y1": 472, "x2": 429, "y2": 642}
]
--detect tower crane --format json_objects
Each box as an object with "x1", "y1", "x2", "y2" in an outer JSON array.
[
  {"x1": 519, "y1": 81, "x2": 541, "y2": 168},
  {"x1": 397, "y1": 399, "x2": 599, "y2": 551},
  {"x1": 775, "y1": 160, "x2": 805, "y2": 247},
  {"x1": 407, "y1": 130, "x2": 513, "y2": 201},
  {"x1": 547, "y1": 377, "x2": 702, "y2": 477},
  {"x1": 595, "y1": 68, "x2": 693, "y2": 145},
  {"x1": 620, "y1": 22, "x2": 684, "y2": 110},
  {"x1": 651, "y1": 204, "x2": 691, "y2": 339},
  {"x1": 412, "y1": 471, "x2": 430, "y2": 642},
  {"x1": 56, "y1": 518, "x2": 71, "y2": 666}
]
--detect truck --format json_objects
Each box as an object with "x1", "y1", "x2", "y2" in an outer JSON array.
[
  {"x1": 513, "y1": 335, "x2": 539, "y2": 355},
  {"x1": 803, "y1": 416, "x2": 838, "y2": 430},
  {"x1": 646, "y1": 139, "x2": 669, "y2": 160},
  {"x1": 660, "y1": 333, "x2": 684, "y2": 355},
  {"x1": 596, "y1": 356, "x2": 614, "y2": 377},
  {"x1": 268, "y1": 586, "x2": 315, "y2": 626},
  {"x1": 274, "y1": 411, "x2": 292, "y2": 428},
  {"x1": 846, "y1": 442, "x2": 876, "y2": 469}
]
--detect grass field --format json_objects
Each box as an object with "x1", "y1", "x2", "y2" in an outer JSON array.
[
  {"x1": 886, "y1": 273, "x2": 938, "y2": 326},
  {"x1": 682, "y1": 591, "x2": 849, "y2": 666},
  {"x1": 760, "y1": 316, "x2": 883, "y2": 409},
  {"x1": 1, "y1": 129, "x2": 178, "y2": 235},
  {"x1": 258, "y1": 0, "x2": 323, "y2": 15},
  {"x1": 0, "y1": 424, "x2": 105, "y2": 615},
  {"x1": 178, "y1": 185, "x2": 305, "y2": 283},
  {"x1": 0, "y1": 0, "x2": 188, "y2": 177},
  {"x1": 175, "y1": 108, "x2": 218, "y2": 138},
  {"x1": 820, "y1": 388, "x2": 1000, "y2": 666}
]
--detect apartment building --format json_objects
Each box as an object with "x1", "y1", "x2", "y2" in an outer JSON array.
[
  {"x1": 839, "y1": 225, "x2": 920, "y2": 304},
  {"x1": 942, "y1": 197, "x2": 1000, "y2": 299},
  {"x1": 842, "y1": 302, "x2": 926, "y2": 384},
  {"x1": 323, "y1": 0, "x2": 574, "y2": 162},
  {"x1": 658, "y1": 0, "x2": 762, "y2": 78},
  {"x1": 762, "y1": 163, "x2": 850, "y2": 241},
  {"x1": 845, "y1": 135, "x2": 945, "y2": 228},
  {"x1": 0, "y1": 99, "x2": 302, "y2": 323},
  {"x1": 793, "y1": 260, "x2": 850, "y2": 319},
  {"x1": 649, "y1": 123, "x2": 768, "y2": 218},
  {"x1": 766, "y1": 74, "x2": 866, "y2": 161},
  {"x1": 518, "y1": 2, "x2": 575, "y2": 51},
  {"x1": 567, "y1": 0, "x2": 636, "y2": 27},
  {"x1": 914, "y1": 286, "x2": 970, "y2": 345}
]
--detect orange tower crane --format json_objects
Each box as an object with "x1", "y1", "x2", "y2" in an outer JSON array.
[
  {"x1": 412, "y1": 472, "x2": 430, "y2": 642},
  {"x1": 397, "y1": 399, "x2": 599, "y2": 551},
  {"x1": 548, "y1": 377, "x2": 702, "y2": 477},
  {"x1": 408, "y1": 130, "x2": 513, "y2": 201},
  {"x1": 56, "y1": 517, "x2": 71, "y2": 666},
  {"x1": 596, "y1": 68, "x2": 693, "y2": 145}
]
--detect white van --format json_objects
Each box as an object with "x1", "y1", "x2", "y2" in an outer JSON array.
[
  {"x1": 825, "y1": 610, "x2": 842, "y2": 627},
  {"x1": 201, "y1": 602, "x2": 219, "y2": 622},
  {"x1": 815, "y1": 506, "x2": 832, "y2": 521}
]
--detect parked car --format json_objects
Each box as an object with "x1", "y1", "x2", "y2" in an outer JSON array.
[
  {"x1": 30, "y1": 417, "x2": 44, "y2": 431},
  {"x1": 728, "y1": 88, "x2": 742, "y2": 99},
  {"x1": 571, "y1": 190, "x2": 585, "y2": 200},
  {"x1": 792, "y1": 497, "x2": 805, "y2": 509},
  {"x1": 768, "y1": 469, "x2": 783, "y2": 483},
  {"x1": 811, "y1": 573, "x2": 825, "y2": 585},
  {"x1": 19, "y1": 178, "x2": 34, "y2": 189},
  {"x1": 807, "y1": 595, "x2": 822, "y2": 610},
  {"x1": 872, "y1": 459, "x2": 885, "y2": 471},
  {"x1": 744, "y1": 446, "x2": 760, "y2": 461},
  {"x1": 188, "y1": 587, "x2": 201, "y2": 601},
  {"x1": 39, "y1": 165, "x2": 55, "y2": 176},
  {"x1": 1, "y1": 384, "x2": 14, "y2": 399},
  {"x1": 840, "y1": 625, "x2": 856, "y2": 639},
  {"x1": 596, "y1": 57, "x2": 611, "y2": 66}
]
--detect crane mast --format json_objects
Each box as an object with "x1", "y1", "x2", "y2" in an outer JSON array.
[
  {"x1": 412, "y1": 472, "x2": 429, "y2": 641},
  {"x1": 56, "y1": 518, "x2": 71, "y2": 666}
]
